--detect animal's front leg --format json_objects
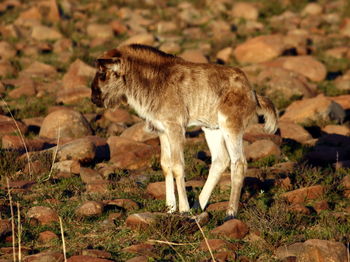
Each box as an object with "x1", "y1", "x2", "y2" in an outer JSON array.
[
  {"x1": 159, "y1": 133, "x2": 176, "y2": 213},
  {"x1": 166, "y1": 124, "x2": 190, "y2": 213}
]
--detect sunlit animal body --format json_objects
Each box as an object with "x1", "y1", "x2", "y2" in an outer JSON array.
[{"x1": 91, "y1": 44, "x2": 278, "y2": 218}]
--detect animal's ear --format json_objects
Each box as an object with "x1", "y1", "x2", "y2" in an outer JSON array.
[{"x1": 96, "y1": 58, "x2": 121, "y2": 72}]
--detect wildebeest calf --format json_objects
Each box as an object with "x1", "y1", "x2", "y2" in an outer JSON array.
[{"x1": 91, "y1": 44, "x2": 278, "y2": 218}]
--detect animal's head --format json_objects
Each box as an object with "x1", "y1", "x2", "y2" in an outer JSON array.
[{"x1": 91, "y1": 49, "x2": 126, "y2": 108}]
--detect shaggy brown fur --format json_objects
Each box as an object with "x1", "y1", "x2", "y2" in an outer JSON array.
[{"x1": 91, "y1": 44, "x2": 278, "y2": 217}]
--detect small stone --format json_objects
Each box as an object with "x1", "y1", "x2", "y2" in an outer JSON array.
[
  {"x1": 207, "y1": 201, "x2": 229, "y2": 212},
  {"x1": 0, "y1": 220, "x2": 11, "y2": 236},
  {"x1": 52, "y1": 160, "x2": 79, "y2": 174},
  {"x1": 159, "y1": 42, "x2": 181, "y2": 54},
  {"x1": 87, "y1": 24, "x2": 114, "y2": 39},
  {"x1": 125, "y1": 212, "x2": 157, "y2": 230},
  {"x1": 232, "y1": 2, "x2": 258, "y2": 20},
  {"x1": 120, "y1": 33, "x2": 155, "y2": 46},
  {"x1": 301, "y1": 3, "x2": 323, "y2": 16},
  {"x1": 56, "y1": 87, "x2": 91, "y2": 104},
  {"x1": 125, "y1": 257, "x2": 148, "y2": 262},
  {"x1": 19, "y1": 61, "x2": 57, "y2": 79},
  {"x1": 234, "y1": 35, "x2": 285, "y2": 64},
  {"x1": 62, "y1": 59, "x2": 96, "y2": 90},
  {"x1": 313, "y1": 200, "x2": 329, "y2": 213},
  {"x1": 288, "y1": 204, "x2": 311, "y2": 215},
  {"x1": 322, "y1": 125, "x2": 350, "y2": 136},
  {"x1": 40, "y1": 109, "x2": 93, "y2": 139},
  {"x1": 23, "y1": 251, "x2": 64, "y2": 262},
  {"x1": 103, "y1": 108, "x2": 136, "y2": 125},
  {"x1": 38, "y1": 230, "x2": 58, "y2": 243},
  {"x1": 120, "y1": 122, "x2": 158, "y2": 143},
  {"x1": 266, "y1": 56, "x2": 326, "y2": 82},
  {"x1": 280, "y1": 95, "x2": 345, "y2": 124},
  {"x1": 56, "y1": 138, "x2": 96, "y2": 163},
  {"x1": 211, "y1": 219, "x2": 249, "y2": 239},
  {"x1": 81, "y1": 250, "x2": 112, "y2": 259},
  {"x1": 180, "y1": 49, "x2": 208, "y2": 63},
  {"x1": 245, "y1": 139, "x2": 281, "y2": 161},
  {"x1": 199, "y1": 238, "x2": 238, "y2": 252},
  {"x1": 0, "y1": 60, "x2": 16, "y2": 77},
  {"x1": 0, "y1": 41, "x2": 17, "y2": 60},
  {"x1": 31, "y1": 25, "x2": 62, "y2": 41},
  {"x1": 282, "y1": 185, "x2": 325, "y2": 204},
  {"x1": 146, "y1": 182, "x2": 166, "y2": 200},
  {"x1": 75, "y1": 201, "x2": 104, "y2": 217},
  {"x1": 104, "y1": 199, "x2": 139, "y2": 211},
  {"x1": 27, "y1": 206, "x2": 59, "y2": 225},
  {"x1": 122, "y1": 243, "x2": 155, "y2": 257},
  {"x1": 216, "y1": 47, "x2": 233, "y2": 64},
  {"x1": 278, "y1": 121, "x2": 312, "y2": 143},
  {"x1": 329, "y1": 95, "x2": 350, "y2": 110},
  {"x1": 67, "y1": 255, "x2": 113, "y2": 262},
  {"x1": 80, "y1": 168, "x2": 104, "y2": 184}
]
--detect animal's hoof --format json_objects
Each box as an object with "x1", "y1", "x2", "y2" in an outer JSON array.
[
  {"x1": 224, "y1": 215, "x2": 235, "y2": 222},
  {"x1": 191, "y1": 200, "x2": 203, "y2": 212}
]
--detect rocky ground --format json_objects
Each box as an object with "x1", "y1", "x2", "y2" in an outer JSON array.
[{"x1": 0, "y1": 0, "x2": 350, "y2": 261}]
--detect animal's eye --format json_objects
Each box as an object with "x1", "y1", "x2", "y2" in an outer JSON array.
[{"x1": 98, "y1": 72, "x2": 106, "y2": 81}]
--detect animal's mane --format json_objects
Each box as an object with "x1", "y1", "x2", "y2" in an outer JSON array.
[{"x1": 127, "y1": 44, "x2": 176, "y2": 59}]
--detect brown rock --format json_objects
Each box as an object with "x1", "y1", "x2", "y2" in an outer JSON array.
[
  {"x1": 27, "y1": 206, "x2": 59, "y2": 225},
  {"x1": 0, "y1": 41, "x2": 16, "y2": 60},
  {"x1": 199, "y1": 238, "x2": 238, "y2": 252},
  {"x1": 8, "y1": 84, "x2": 36, "y2": 99},
  {"x1": 31, "y1": 25, "x2": 62, "y2": 41},
  {"x1": 232, "y1": 2, "x2": 258, "y2": 20},
  {"x1": 234, "y1": 35, "x2": 285, "y2": 64},
  {"x1": 19, "y1": 61, "x2": 57, "y2": 79},
  {"x1": 52, "y1": 160, "x2": 80, "y2": 174},
  {"x1": 120, "y1": 122, "x2": 158, "y2": 142},
  {"x1": 313, "y1": 200, "x2": 329, "y2": 213},
  {"x1": 257, "y1": 66, "x2": 316, "y2": 100},
  {"x1": 122, "y1": 243, "x2": 155, "y2": 257},
  {"x1": 81, "y1": 250, "x2": 112, "y2": 259},
  {"x1": 80, "y1": 168, "x2": 104, "y2": 184},
  {"x1": 125, "y1": 257, "x2": 148, "y2": 262},
  {"x1": 245, "y1": 139, "x2": 281, "y2": 161},
  {"x1": 322, "y1": 125, "x2": 350, "y2": 136},
  {"x1": 0, "y1": 219, "x2": 11, "y2": 236},
  {"x1": 107, "y1": 136, "x2": 156, "y2": 170},
  {"x1": 278, "y1": 121, "x2": 312, "y2": 143},
  {"x1": 211, "y1": 219, "x2": 249, "y2": 239},
  {"x1": 159, "y1": 42, "x2": 181, "y2": 54},
  {"x1": 156, "y1": 21, "x2": 178, "y2": 33},
  {"x1": 75, "y1": 201, "x2": 104, "y2": 217},
  {"x1": 56, "y1": 87, "x2": 91, "y2": 104},
  {"x1": 216, "y1": 47, "x2": 233, "y2": 63},
  {"x1": 67, "y1": 255, "x2": 113, "y2": 262},
  {"x1": 103, "y1": 108, "x2": 136, "y2": 125},
  {"x1": 38, "y1": 230, "x2": 58, "y2": 243},
  {"x1": 207, "y1": 201, "x2": 229, "y2": 212},
  {"x1": 104, "y1": 199, "x2": 139, "y2": 211},
  {"x1": 288, "y1": 204, "x2": 311, "y2": 215},
  {"x1": 340, "y1": 18, "x2": 350, "y2": 37},
  {"x1": 282, "y1": 185, "x2": 325, "y2": 204},
  {"x1": 125, "y1": 212, "x2": 157, "y2": 230},
  {"x1": 0, "y1": 60, "x2": 16, "y2": 77},
  {"x1": 56, "y1": 138, "x2": 96, "y2": 163},
  {"x1": 86, "y1": 181, "x2": 109, "y2": 194},
  {"x1": 1, "y1": 135, "x2": 47, "y2": 152},
  {"x1": 276, "y1": 239, "x2": 348, "y2": 262},
  {"x1": 120, "y1": 33, "x2": 155, "y2": 46},
  {"x1": 329, "y1": 95, "x2": 350, "y2": 110},
  {"x1": 62, "y1": 59, "x2": 96, "y2": 89},
  {"x1": 180, "y1": 49, "x2": 208, "y2": 63},
  {"x1": 146, "y1": 181, "x2": 166, "y2": 200},
  {"x1": 87, "y1": 24, "x2": 113, "y2": 39},
  {"x1": 110, "y1": 20, "x2": 128, "y2": 35},
  {"x1": 280, "y1": 95, "x2": 345, "y2": 124},
  {"x1": 40, "y1": 109, "x2": 93, "y2": 139},
  {"x1": 301, "y1": 3, "x2": 323, "y2": 16},
  {"x1": 38, "y1": 0, "x2": 60, "y2": 23},
  {"x1": 23, "y1": 251, "x2": 64, "y2": 262},
  {"x1": 266, "y1": 56, "x2": 326, "y2": 82}
]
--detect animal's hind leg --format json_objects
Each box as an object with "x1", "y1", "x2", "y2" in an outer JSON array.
[
  {"x1": 198, "y1": 128, "x2": 230, "y2": 210},
  {"x1": 218, "y1": 113, "x2": 247, "y2": 218},
  {"x1": 159, "y1": 133, "x2": 176, "y2": 213}
]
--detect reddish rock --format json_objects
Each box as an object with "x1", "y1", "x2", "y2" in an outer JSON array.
[
  {"x1": 234, "y1": 35, "x2": 285, "y2": 64},
  {"x1": 0, "y1": 60, "x2": 16, "y2": 77},
  {"x1": 122, "y1": 243, "x2": 155, "y2": 257},
  {"x1": 282, "y1": 185, "x2": 325, "y2": 204},
  {"x1": 62, "y1": 59, "x2": 96, "y2": 90},
  {"x1": 199, "y1": 238, "x2": 238, "y2": 252},
  {"x1": 245, "y1": 139, "x2": 281, "y2": 161},
  {"x1": 329, "y1": 95, "x2": 350, "y2": 110},
  {"x1": 19, "y1": 61, "x2": 57, "y2": 79},
  {"x1": 110, "y1": 20, "x2": 128, "y2": 35},
  {"x1": 38, "y1": 230, "x2": 58, "y2": 243},
  {"x1": 75, "y1": 201, "x2": 104, "y2": 217},
  {"x1": 125, "y1": 257, "x2": 148, "y2": 262},
  {"x1": 207, "y1": 201, "x2": 229, "y2": 212},
  {"x1": 23, "y1": 251, "x2": 64, "y2": 262},
  {"x1": 120, "y1": 122, "x2": 158, "y2": 142},
  {"x1": 0, "y1": 219, "x2": 11, "y2": 236},
  {"x1": 231, "y1": 2, "x2": 258, "y2": 20},
  {"x1": 52, "y1": 160, "x2": 80, "y2": 174},
  {"x1": 120, "y1": 33, "x2": 155, "y2": 46},
  {"x1": 266, "y1": 56, "x2": 326, "y2": 82},
  {"x1": 1, "y1": 135, "x2": 47, "y2": 152},
  {"x1": 301, "y1": 3, "x2": 323, "y2": 16},
  {"x1": 180, "y1": 49, "x2": 208, "y2": 63},
  {"x1": 211, "y1": 219, "x2": 249, "y2": 239},
  {"x1": 27, "y1": 206, "x2": 59, "y2": 225},
  {"x1": 81, "y1": 250, "x2": 112, "y2": 259},
  {"x1": 104, "y1": 199, "x2": 139, "y2": 211},
  {"x1": 107, "y1": 136, "x2": 156, "y2": 170},
  {"x1": 8, "y1": 83, "x2": 36, "y2": 99},
  {"x1": 322, "y1": 125, "x2": 350, "y2": 136},
  {"x1": 38, "y1": 0, "x2": 60, "y2": 22},
  {"x1": 67, "y1": 255, "x2": 113, "y2": 262},
  {"x1": 313, "y1": 200, "x2": 329, "y2": 213},
  {"x1": 340, "y1": 18, "x2": 350, "y2": 37},
  {"x1": 40, "y1": 109, "x2": 93, "y2": 139},
  {"x1": 80, "y1": 168, "x2": 104, "y2": 184},
  {"x1": 146, "y1": 181, "x2": 166, "y2": 200},
  {"x1": 103, "y1": 108, "x2": 137, "y2": 125},
  {"x1": 56, "y1": 87, "x2": 91, "y2": 104},
  {"x1": 278, "y1": 121, "x2": 312, "y2": 143},
  {"x1": 125, "y1": 212, "x2": 158, "y2": 230},
  {"x1": 216, "y1": 47, "x2": 233, "y2": 63},
  {"x1": 288, "y1": 204, "x2": 311, "y2": 215},
  {"x1": 31, "y1": 25, "x2": 62, "y2": 41},
  {"x1": 87, "y1": 24, "x2": 114, "y2": 39},
  {"x1": 86, "y1": 181, "x2": 109, "y2": 194},
  {"x1": 280, "y1": 95, "x2": 345, "y2": 124},
  {"x1": 57, "y1": 138, "x2": 96, "y2": 163},
  {"x1": 0, "y1": 41, "x2": 16, "y2": 60}
]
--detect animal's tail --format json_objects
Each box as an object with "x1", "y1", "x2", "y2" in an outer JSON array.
[{"x1": 255, "y1": 92, "x2": 278, "y2": 134}]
